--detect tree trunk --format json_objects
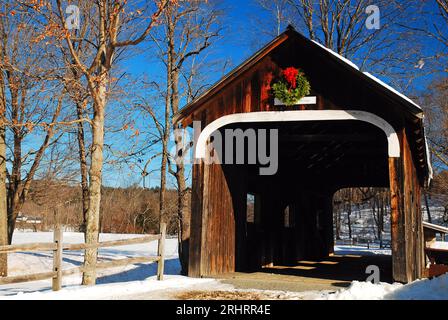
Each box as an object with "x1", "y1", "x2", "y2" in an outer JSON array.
[
  {"x1": 6, "y1": 91, "x2": 61, "y2": 244},
  {"x1": 347, "y1": 208, "x2": 352, "y2": 239},
  {"x1": 0, "y1": 77, "x2": 7, "y2": 276},
  {"x1": 171, "y1": 69, "x2": 190, "y2": 275},
  {"x1": 82, "y1": 73, "x2": 106, "y2": 286},
  {"x1": 334, "y1": 206, "x2": 341, "y2": 240},
  {"x1": 7, "y1": 89, "x2": 22, "y2": 244},
  {"x1": 159, "y1": 12, "x2": 174, "y2": 228},
  {"x1": 159, "y1": 71, "x2": 171, "y2": 227},
  {"x1": 347, "y1": 190, "x2": 352, "y2": 239},
  {"x1": 76, "y1": 101, "x2": 89, "y2": 236}
]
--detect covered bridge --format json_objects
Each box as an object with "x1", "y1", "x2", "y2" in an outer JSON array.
[{"x1": 174, "y1": 27, "x2": 433, "y2": 283}]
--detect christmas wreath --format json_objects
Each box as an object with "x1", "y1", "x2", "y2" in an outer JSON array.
[{"x1": 271, "y1": 67, "x2": 311, "y2": 106}]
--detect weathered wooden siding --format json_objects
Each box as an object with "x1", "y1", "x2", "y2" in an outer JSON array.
[
  {"x1": 389, "y1": 129, "x2": 425, "y2": 283},
  {"x1": 189, "y1": 158, "x2": 249, "y2": 277},
  {"x1": 186, "y1": 30, "x2": 427, "y2": 282}
]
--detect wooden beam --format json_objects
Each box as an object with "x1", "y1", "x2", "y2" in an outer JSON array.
[
  {"x1": 389, "y1": 156, "x2": 408, "y2": 283},
  {"x1": 279, "y1": 134, "x2": 379, "y2": 142},
  {"x1": 0, "y1": 243, "x2": 57, "y2": 253},
  {"x1": 0, "y1": 271, "x2": 57, "y2": 285}
]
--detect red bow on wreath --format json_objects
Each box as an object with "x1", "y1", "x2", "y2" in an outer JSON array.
[{"x1": 282, "y1": 67, "x2": 299, "y2": 89}]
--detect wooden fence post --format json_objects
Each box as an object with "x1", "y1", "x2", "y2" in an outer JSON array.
[
  {"x1": 157, "y1": 222, "x2": 167, "y2": 281},
  {"x1": 52, "y1": 225, "x2": 63, "y2": 291}
]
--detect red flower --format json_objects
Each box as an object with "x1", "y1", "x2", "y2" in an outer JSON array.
[{"x1": 282, "y1": 67, "x2": 299, "y2": 89}]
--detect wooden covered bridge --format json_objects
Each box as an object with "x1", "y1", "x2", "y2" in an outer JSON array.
[{"x1": 174, "y1": 27, "x2": 433, "y2": 283}]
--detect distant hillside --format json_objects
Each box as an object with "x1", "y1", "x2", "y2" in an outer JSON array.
[{"x1": 19, "y1": 180, "x2": 187, "y2": 235}]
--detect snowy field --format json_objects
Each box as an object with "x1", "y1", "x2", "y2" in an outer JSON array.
[{"x1": 0, "y1": 231, "x2": 447, "y2": 300}]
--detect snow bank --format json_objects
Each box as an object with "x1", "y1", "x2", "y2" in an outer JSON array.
[
  {"x1": 325, "y1": 281, "x2": 402, "y2": 300},
  {"x1": 1, "y1": 276, "x2": 218, "y2": 300},
  {"x1": 0, "y1": 232, "x2": 181, "y2": 297},
  {"x1": 3, "y1": 232, "x2": 448, "y2": 300},
  {"x1": 325, "y1": 274, "x2": 448, "y2": 300},
  {"x1": 386, "y1": 274, "x2": 448, "y2": 300}
]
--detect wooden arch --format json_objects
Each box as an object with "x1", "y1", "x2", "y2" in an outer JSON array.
[{"x1": 194, "y1": 110, "x2": 400, "y2": 159}]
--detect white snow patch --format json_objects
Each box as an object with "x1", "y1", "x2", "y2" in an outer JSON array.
[
  {"x1": 322, "y1": 274, "x2": 448, "y2": 300},
  {"x1": 2, "y1": 232, "x2": 448, "y2": 300},
  {"x1": 334, "y1": 245, "x2": 391, "y2": 256},
  {"x1": 1, "y1": 232, "x2": 182, "y2": 297},
  {"x1": 1, "y1": 276, "x2": 219, "y2": 300},
  {"x1": 428, "y1": 241, "x2": 448, "y2": 250},
  {"x1": 325, "y1": 281, "x2": 402, "y2": 300}
]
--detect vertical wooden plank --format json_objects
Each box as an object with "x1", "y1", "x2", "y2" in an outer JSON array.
[
  {"x1": 231, "y1": 165, "x2": 247, "y2": 272},
  {"x1": 402, "y1": 130, "x2": 425, "y2": 280},
  {"x1": 52, "y1": 225, "x2": 63, "y2": 291},
  {"x1": 199, "y1": 161, "x2": 210, "y2": 276},
  {"x1": 292, "y1": 194, "x2": 304, "y2": 261},
  {"x1": 188, "y1": 162, "x2": 199, "y2": 277},
  {"x1": 389, "y1": 156, "x2": 409, "y2": 283},
  {"x1": 260, "y1": 68, "x2": 273, "y2": 111},
  {"x1": 402, "y1": 136, "x2": 415, "y2": 280},
  {"x1": 320, "y1": 193, "x2": 335, "y2": 256},
  {"x1": 157, "y1": 222, "x2": 167, "y2": 280},
  {"x1": 235, "y1": 82, "x2": 243, "y2": 114},
  {"x1": 260, "y1": 189, "x2": 275, "y2": 267},
  {"x1": 188, "y1": 162, "x2": 204, "y2": 277},
  {"x1": 243, "y1": 79, "x2": 251, "y2": 113},
  {"x1": 202, "y1": 162, "x2": 238, "y2": 276},
  {"x1": 189, "y1": 111, "x2": 206, "y2": 278},
  {"x1": 207, "y1": 164, "x2": 216, "y2": 275},
  {"x1": 251, "y1": 72, "x2": 260, "y2": 112}
]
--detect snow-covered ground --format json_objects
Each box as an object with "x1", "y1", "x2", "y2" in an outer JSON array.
[
  {"x1": 334, "y1": 245, "x2": 391, "y2": 256},
  {"x1": 0, "y1": 231, "x2": 447, "y2": 300},
  {"x1": 0, "y1": 231, "x2": 199, "y2": 298}
]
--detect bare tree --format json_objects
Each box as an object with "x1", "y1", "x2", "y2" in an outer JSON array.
[
  {"x1": 147, "y1": 0, "x2": 221, "y2": 274},
  {"x1": 57, "y1": 3, "x2": 95, "y2": 235},
  {"x1": 251, "y1": 0, "x2": 424, "y2": 86},
  {"x1": 256, "y1": 0, "x2": 290, "y2": 37},
  {"x1": 423, "y1": 78, "x2": 448, "y2": 211},
  {"x1": 289, "y1": 1, "x2": 394, "y2": 56},
  {"x1": 433, "y1": 0, "x2": 448, "y2": 64},
  {"x1": 0, "y1": 22, "x2": 6, "y2": 276},
  {"x1": 24, "y1": 0, "x2": 172, "y2": 285},
  {"x1": 0, "y1": 3, "x2": 68, "y2": 249}
]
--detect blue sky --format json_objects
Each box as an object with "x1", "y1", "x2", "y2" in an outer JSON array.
[
  {"x1": 102, "y1": 0, "x2": 270, "y2": 188},
  {"x1": 99, "y1": 0, "x2": 446, "y2": 188}
]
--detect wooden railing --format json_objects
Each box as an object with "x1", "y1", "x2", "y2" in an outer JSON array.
[{"x1": 0, "y1": 223, "x2": 166, "y2": 291}]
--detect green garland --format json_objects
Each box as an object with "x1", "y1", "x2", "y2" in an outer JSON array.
[{"x1": 272, "y1": 69, "x2": 311, "y2": 106}]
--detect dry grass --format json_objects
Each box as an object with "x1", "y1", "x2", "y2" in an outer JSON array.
[{"x1": 176, "y1": 290, "x2": 298, "y2": 300}]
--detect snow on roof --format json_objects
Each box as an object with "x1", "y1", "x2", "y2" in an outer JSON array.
[
  {"x1": 311, "y1": 40, "x2": 360, "y2": 70},
  {"x1": 311, "y1": 39, "x2": 422, "y2": 112},
  {"x1": 425, "y1": 136, "x2": 434, "y2": 182},
  {"x1": 362, "y1": 72, "x2": 422, "y2": 111}
]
